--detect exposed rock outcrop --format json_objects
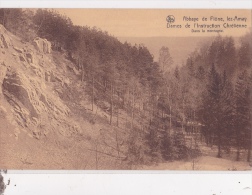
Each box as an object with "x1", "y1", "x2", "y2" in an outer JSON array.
[
  {"x1": 13, "y1": 46, "x2": 23, "y2": 53},
  {"x1": 26, "y1": 52, "x2": 34, "y2": 63},
  {"x1": 0, "y1": 63, "x2": 7, "y2": 95},
  {"x1": 0, "y1": 26, "x2": 81, "y2": 141},
  {"x1": 33, "y1": 37, "x2": 51, "y2": 54},
  {"x1": 0, "y1": 25, "x2": 12, "y2": 48},
  {"x1": 3, "y1": 71, "x2": 41, "y2": 118}
]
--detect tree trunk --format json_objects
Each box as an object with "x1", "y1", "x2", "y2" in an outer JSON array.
[
  {"x1": 169, "y1": 105, "x2": 172, "y2": 136},
  {"x1": 236, "y1": 145, "x2": 240, "y2": 161},
  {"x1": 117, "y1": 91, "x2": 120, "y2": 127},
  {"x1": 115, "y1": 127, "x2": 120, "y2": 158},
  {"x1": 193, "y1": 110, "x2": 195, "y2": 134},
  {"x1": 131, "y1": 87, "x2": 135, "y2": 130},
  {"x1": 236, "y1": 128, "x2": 240, "y2": 161},
  {"x1": 109, "y1": 82, "x2": 113, "y2": 125},
  {"x1": 95, "y1": 143, "x2": 98, "y2": 170},
  {"x1": 91, "y1": 75, "x2": 94, "y2": 111},
  {"x1": 182, "y1": 98, "x2": 185, "y2": 131},
  {"x1": 81, "y1": 62, "x2": 85, "y2": 82},
  {"x1": 217, "y1": 131, "x2": 222, "y2": 158},
  {"x1": 247, "y1": 145, "x2": 251, "y2": 162}
]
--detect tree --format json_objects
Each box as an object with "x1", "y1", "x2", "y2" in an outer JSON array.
[
  {"x1": 238, "y1": 41, "x2": 251, "y2": 70},
  {"x1": 200, "y1": 64, "x2": 219, "y2": 150},
  {"x1": 33, "y1": 9, "x2": 73, "y2": 49},
  {"x1": 234, "y1": 71, "x2": 250, "y2": 161},
  {"x1": 159, "y1": 46, "x2": 173, "y2": 72}
]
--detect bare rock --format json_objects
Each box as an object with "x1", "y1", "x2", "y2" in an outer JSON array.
[
  {"x1": 0, "y1": 24, "x2": 12, "y2": 48},
  {"x1": 19, "y1": 54, "x2": 27, "y2": 62},
  {"x1": 13, "y1": 46, "x2": 23, "y2": 53},
  {"x1": 26, "y1": 52, "x2": 34, "y2": 63},
  {"x1": 3, "y1": 71, "x2": 40, "y2": 118},
  {"x1": 32, "y1": 131, "x2": 40, "y2": 140},
  {"x1": 33, "y1": 37, "x2": 51, "y2": 54},
  {"x1": 45, "y1": 71, "x2": 50, "y2": 82},
  {"x1": 50, "y1": 71, "x2": 56, "y2": 82},
  {"x1": 0, "y1": 64, "x2": 7, "y2": 94},
  {"x1": 0, "y1": 105, "x2": 7, "y2": 118},
  {"x1": 30, "y1": 64, "x2": 43, "y2": 78}
]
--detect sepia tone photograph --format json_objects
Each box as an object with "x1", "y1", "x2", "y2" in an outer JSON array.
[{"x1": 0, "y1": 8, "x2": 251, "y2": 172}]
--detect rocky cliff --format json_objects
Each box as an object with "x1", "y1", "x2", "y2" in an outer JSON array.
[
  {"x1": 0, "y1": 24, "x2": 130, "y2": 170},
  {"x1": 0, "y1": 24, "x2": 81, "y2": 140}
]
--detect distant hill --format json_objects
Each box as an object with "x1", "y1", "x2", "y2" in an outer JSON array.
[{"x1": 118, "y1": 36, "x2": 215, "y2": 67}]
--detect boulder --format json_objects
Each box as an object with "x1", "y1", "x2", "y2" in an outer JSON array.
[
  {"x1": 0, "y1": 24, "x2": 12, "y2": 48},
  {"x1": 33, "y1": 37, "x2": 51, "y2": 54}
]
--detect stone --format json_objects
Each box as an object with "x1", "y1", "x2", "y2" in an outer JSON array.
[
  {"x1": 3, "y1": 71, "x2": 39, "y2": 118},
  {"x1": 0, "y1": 105, "x2": 7, "y2": 118},
  {"x1": 19, "y1": 55, "x2": 27, "y2": 62},
  {"x1": 0, "y1": 64, "x2": 7, "y2": 94},
  {"x1": 13, "y1": 46, "x2": 23, "y2": 53},
  {"x1": 33, "y1": 37, "x2": 51, "y2": 54},
  {"x1": 0, "y1": 24, "x2": 12, "y2": 48},
  {"x1": 45, "y1": 71, "x2": 50, "y2": 82},
  {"x1": 26, "y1": 52, "x2": 34, "y2": 63}
]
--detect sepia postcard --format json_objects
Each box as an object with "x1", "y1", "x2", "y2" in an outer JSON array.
[
  {"x1": 0, "y1": 1, "x2": 251, "y2": 195},
  {"x1": 0, "y1": 8, "x2": 251, "y2": 173}
]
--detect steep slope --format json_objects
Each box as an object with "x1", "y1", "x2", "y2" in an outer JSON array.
[{"x1": 0, "y1": 24, "x2": 126, "y2": 169}]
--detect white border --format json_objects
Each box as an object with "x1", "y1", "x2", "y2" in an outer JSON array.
[{"x1": 0, "y1": 0, "x2": 251, "y2": 9}]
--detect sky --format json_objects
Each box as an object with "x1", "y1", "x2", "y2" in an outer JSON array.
[{"x1": 56, "y1": 9, "x2": 252, "y2": 38}]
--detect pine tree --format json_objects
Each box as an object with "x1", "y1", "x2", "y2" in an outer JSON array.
[
  {"x1": 200, "y1": 64, "x2": 234, "y2": 157},
  {"x1": 234, "y1": 71, "x2": 250, "y2": 161}
]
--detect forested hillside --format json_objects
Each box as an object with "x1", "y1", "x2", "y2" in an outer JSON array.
[{"x1": 0, "y1": 9, "x2": 251, "y2": 169}]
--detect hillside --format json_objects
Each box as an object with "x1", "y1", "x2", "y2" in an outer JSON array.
[{"x1": 0, "y1": 24, "x2": 132, "y2": 169}]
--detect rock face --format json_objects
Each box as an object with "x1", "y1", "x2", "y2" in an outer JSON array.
[
  {"x1": 0, "y1": 25, "x2": 12, "y2": 48},
  {"x1": 26, "y1": 52, "x2": 34, "y2": 63},
  {"x1": 0, "y1": 27, "x2": 79, "y2": 140},
  {"x1": 3, "y1": 71, "x2": 41, "y2": 118},
  {"x1": 33, "y1": 37, "x2": 51, "y2": 54},
  {"x1": 2, "y1": 68, "x2": 78, "y2": 138},
  {"x1": 0, "y1": 63, "x2": 7, "y2": 95}
]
